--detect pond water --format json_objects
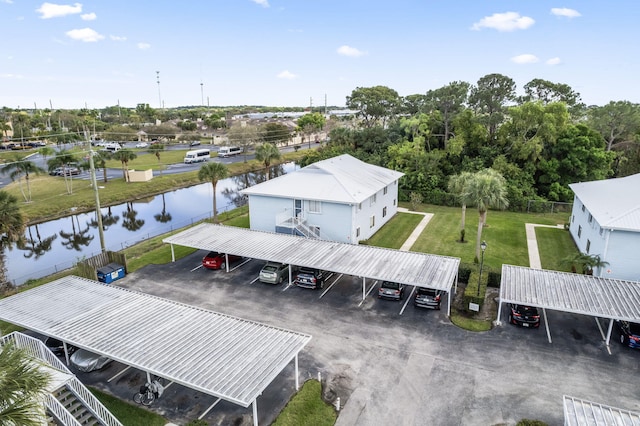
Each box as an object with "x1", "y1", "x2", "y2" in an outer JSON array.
[{"x1": 6, "y1": 163, "x2": 298, "y2": 285}]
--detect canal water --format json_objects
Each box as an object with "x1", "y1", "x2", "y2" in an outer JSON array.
[{"x1": 6, "y1": 163, "x2": 297, "y2": 285}]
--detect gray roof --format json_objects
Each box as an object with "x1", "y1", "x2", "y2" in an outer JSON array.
[
  {"x1": 163, "y1": 223, "x2": 460, "y2": 292},
  {"x1": 0, "y1": 276, "x2": 311, "y2": 408},
  {"x1": 564, "y1": 395, "x2": 640, "y2": 426},
  {"x1": 241, "y1": 154, "x2": 404, "y2": 204},
  {"x1": 500, "y1": 265, "x2": 640, "y2": 322},
  {"x1": 569, "y1": 173, "x2": 640, "y2": 232}
]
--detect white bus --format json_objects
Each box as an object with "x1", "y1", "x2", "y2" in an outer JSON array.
[
  {"x1": 218, "y1": 146, "x2": 243, "y2": 158},
  {"x1": 184, "y1": 148, "x2": 210, "y2": 164}
]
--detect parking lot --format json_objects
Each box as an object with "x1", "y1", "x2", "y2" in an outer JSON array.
[{"x1": 70, "y1": 250, "x2": 640, "y2": 425}]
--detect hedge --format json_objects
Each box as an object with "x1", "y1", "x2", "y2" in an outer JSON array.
[{"x1": 463, "y1": 269, "x2": 488, "y2": 311}]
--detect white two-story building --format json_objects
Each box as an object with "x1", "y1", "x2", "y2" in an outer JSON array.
[
  {"x1": 241, "y1": 154, "x2": 404, "y2": 244},
  {"x1": 568, "y1": 173, "x2": 640, "y2": 281}
]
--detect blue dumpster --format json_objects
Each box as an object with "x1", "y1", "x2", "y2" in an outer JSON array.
[{"x1": 97, "y1": 263, "x2": 125, "y2": 284}]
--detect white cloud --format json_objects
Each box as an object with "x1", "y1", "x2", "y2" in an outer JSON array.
[
  {"x1": 551, "y1": 8, "x2": 581, "y2": 18},
  {"x1": 337, "y1": 45, "x2": 366, "y2": 57},
  {"x1": 277, "y1": 70, "x2": 297, "y2": 80},
  {"x1": 2, "y1": 0, "x2": 15, "y2": 4},
  {"x1": 65, "y1": 27, "x2": 104, "y2": 42},
  {"x1": 546, "y1": 57, "x2": 562, "y2": 65},
  {"x1": 36, "y1": 2, "x2": 82, "y2": 19},
  {"x1": 81, "y1": 12, "x2": 96, "y2": 21},
  {"x1": 137, "y1": 42, "x2": 151, "y2": 50},
  {"x1": 471, "y1": 12, "x2": 535, "y2": 32},
  {"x1": 251, "y1": 0, "x2": 269, "y2": 7},
  {"x1": 0, "y1": 73, "x2": 23, "y2": 79},
  {"x1": 110, "y1": 35, "x2": 126, "y2": 41},
  {"x1": 511, "y1": 54, "x2": 539, "y2": 64}
]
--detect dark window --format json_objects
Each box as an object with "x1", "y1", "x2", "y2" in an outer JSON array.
[
  {"x1": 578, "y1": 225, "x2": 582, "y2": 238},
  {"x1": 586, "y1": 240, "x2": 591, "y2": 253}
]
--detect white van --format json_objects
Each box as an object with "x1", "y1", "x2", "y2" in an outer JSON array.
[
  {"x1": 184, "y1": 148, "x2": 210, "y2": 164},
  {"x1": 103, "y1": 143, "x2": 121, "y2": 153},
  {"x1": 218, "y1": 146, "x2": 242, "y2": 158}
]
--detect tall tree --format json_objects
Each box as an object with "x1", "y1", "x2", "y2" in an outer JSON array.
[
  {"x1": 468, "y1": 73, "x2": 516, "y2": 139},
  {"x1": 297, "y1": 112, "x2": 326, "y2": 148},
  {"x1": 464, "y1": 169, "x2": 509, "y2": 259},
  {"x1": 0, "y1": 191, "x2": 24, "y2": 292},
  {"x1": 1, "y1": 155, "x2": 45, "y2": 202},
  {"x1": 346, "y1": 85, "x2": 401, "y2": 128},
  {"x1": 47, "y1": 149, "x2": 78, "y2": 195},
  {"x1": 148, "y1": 143, "x2": 165, "y2": 175},
  {"x1": 254, "y1": 143, "x2": 281, "y2": 180},
  {"x1": 447, "y1": 171, "x2": 475, "y2": 242},
  {"x1": 521, "y1": 78, "x2": 583, "y2": 110},
  {"x1": 588, "y1": 101, "x2": 640, "y2": 151},
  {"x1": 198, "y1": 162, "x2": 229, "y2": 223},
  {"x1": 92, "y1": 150, "x2": 112, "y2": 183},
  {"x1": 261, "y1": 123, "x2": 291, "y2": 146},
  {"x1": 0, "y1": 342, "x2": 52, "y2": 426},
  {"x1": 227, "y1": 123, "x2": 259, "y2": 163},
  {"x1": 112, "y1": 149, "x2": 137, "y2": 182},
  {"x1": 425, "y1": 81, "x2": 470, "y2": 148}
]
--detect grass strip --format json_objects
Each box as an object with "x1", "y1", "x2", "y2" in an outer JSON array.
[
  {"x1": 272, "y1": 379, "x2": 337, "y2": 426},
  {"x1": 89, "y1": 387, "x2": 167, "y2": 426},
  {"x1": 363, "y1": 212, "x2": 424, "y2": 249}
]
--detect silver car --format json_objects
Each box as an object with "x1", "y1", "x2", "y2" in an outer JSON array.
[
  {"x1": 259, "y1": 262, "x2": 291, "y2": 284},
  {"x1": 70, "y1": 349, "x2": 112, "y2": 372}
]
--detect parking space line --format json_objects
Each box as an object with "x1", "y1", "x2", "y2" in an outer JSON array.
[
  {"x1": 399, "y1": 287, "x2": 416, "y2": 315},
  {"x1": 319, "y1": 274, "x2": 343, "y2": 299},
  {"x1": 230, "y1": 258, "x2": 252, "y2": 272},
  {"x1": 190, "y1": 264, "x2": 203, "y2": 272},
  {"x1": 249, "y1": 276, "x2": 260, "y2": 285},
  {"x1": 358, "y1": 280, "x2": 379, "y2": 307},
  {"x1": 107, "y1": 365, "x2": 131, "y2": 382},
  {"x1": 282, "y1": 282, "x2": 295, "y2": 292}
]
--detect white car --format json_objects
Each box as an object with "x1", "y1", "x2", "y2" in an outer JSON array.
[
  {"x1": 135, "y1": 142, "x2": 149, "y2": 148},
  {"x1": 70, "y1": 349, "x2": 112, "y2": 372}
]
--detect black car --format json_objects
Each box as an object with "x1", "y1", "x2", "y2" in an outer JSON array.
[
  {"x1": 44, "y1": 337, "x2": 76, "y2": 356},
  {"x1": 414, "y1": 287, "x2": 442, "y2": 309},
  {"x1": 294, "y1": 267, "x2": 328, "y2": 289},
  {"x1": 508, "y1": 304, "x2": 540, "y2": 328},
  {"x1": 617, "y1": 320, "x2": 640, "y2": 349},
  {"x1": 378, "y1": 281, "x2": 405, "y2": 301}
]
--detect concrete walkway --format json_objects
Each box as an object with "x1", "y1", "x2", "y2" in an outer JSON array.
[
  {"x1": 525, "y1": 223, "x2": 565, "y2": 269},
  {"x1": 397, "y1": 207, "x2": 434, "y2": 251}
]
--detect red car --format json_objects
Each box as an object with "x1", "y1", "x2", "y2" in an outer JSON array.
[{"x1": 202, "y1": 251, "x2": 241, "y2": 270}]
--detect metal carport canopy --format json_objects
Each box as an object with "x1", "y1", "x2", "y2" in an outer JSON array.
[
  {"x1": 498, "y1": 265, "x2": 640, "y2": 344},
  {"x1": 163, "y1": 223, "x2": 460, "y2": 293},
  {"x1": 0, "y1": 276, "x2": 311, "y2": 411}
]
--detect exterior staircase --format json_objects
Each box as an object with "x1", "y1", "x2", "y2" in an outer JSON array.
[{"x1": 51, "y1": 386, "x2": 100, "y2": 425}]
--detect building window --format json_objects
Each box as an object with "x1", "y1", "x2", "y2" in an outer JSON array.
[
  {"x1": 370, "y1": 215, "x2": 375, "y2": 228},
  {"x1": 308, "y1": 200, "x2": 321, "y2": 213},
  {"x1": 588, "y1": 213, "x2": 593, "y2": 224},
  {"x1": 586, "y1": 240, "x2": 591, "y2": 253},
  {"x1": 393, "y1": 199, "x2": 396, "y2": 206},
  {"x1": 356, "y1": 227, "x2": 360, "y2": 238},
  {"x1": 572, "y1": 215, "x2": 574, "y2": 223},
  {"x1": 581, "y1": 204, "x2": 585, "y2": 212},
  {"x1": 383, "y1": 186, "x2": 388, "y2": 195},
  {"x1": 382, "y1": 206, "x2": 387, "y2": 217},
  {"x1": 578, "y1": 225, "x2": 582, "y2": 238},
  {"x1": 358, "y1": 202, "x2": 362, "y2": 211},
  {"x1": 599, "y1": 227, "x2": 603, "y2": 236},
  {"x1": 370, "y1": 193, "x2": 377, "y2": 206}
]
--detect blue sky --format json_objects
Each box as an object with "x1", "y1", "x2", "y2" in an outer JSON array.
[{"x1": 2, "y1": 1, "x2": 639, "y2": 109}]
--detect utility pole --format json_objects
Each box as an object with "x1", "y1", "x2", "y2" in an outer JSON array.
[
  {"x1": 156, "y1": 71, "x2": 162, "y2": 109},
  {"x1": 86, "y1": 125, "x2": 106, "y2": 252}
]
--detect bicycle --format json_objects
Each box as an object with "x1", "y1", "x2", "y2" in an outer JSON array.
[{"x1": 133, "y1": 379, "x2": 164, "y2": 406}]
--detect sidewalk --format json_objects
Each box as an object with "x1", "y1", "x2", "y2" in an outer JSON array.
[
  {"x1": 397, "y1": 207, "x2": 433, "y2": 251},
  {"x1": 525, "y1": 223, "x2": 564, "y2": 269}
]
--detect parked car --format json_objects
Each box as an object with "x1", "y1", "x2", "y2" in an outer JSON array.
[
  {"x1": 50, "y1": 166, "x2": 81, "y2": 176},
  {"x1": 617, "y1": 320, "x2": 640, "y2": 349},
  {"x1": 508, "y1": 304, "x2": 540, "y2": 328},
  {"x1": 44, "y1": 337, "x2": 76, "y2": 356},
  {"x1": 135, "y1": 142, "x2": 149, "y2": 148},
  {"x1": 70, "y1": 349, "x2": 112, "y2": 372},
  {"x1": 414, "y1": 287, "x2": 442, "y2": 309},
  {"x1": 259, "y1": 262, "x2": 291, "y2": 284},
  {"x1": 294, "y1": 267, "x2": 328, "y2": 289},
  {"x1": 202, "y1": 251, "x2": 241, "y2": 270},
  {"x1": 189, "y1": 140, "x2": 201, "y2": 146},
  {"x1": 378, "y1": 281, "x2": 405, "y2": 301}
]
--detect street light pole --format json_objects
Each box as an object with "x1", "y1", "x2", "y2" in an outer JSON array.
[{"x1": 477, "y1": 240, "x2": 487, "y2": 297}]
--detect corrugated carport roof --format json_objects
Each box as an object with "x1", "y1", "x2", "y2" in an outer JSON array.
[
  {"x1": 563, "y1": 395, "x2": 640, "y2": 425},
  {"x1": 500, "y1": 265, "x2": 640, "y2": 321},
  {"x1": 0, "y1": 276, "x2": 311, "y2": 408},
  {"x1": 163, "y1": 223, "x2": 460, "y2": 291}
]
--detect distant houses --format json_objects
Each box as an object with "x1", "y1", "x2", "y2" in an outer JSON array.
[
  {"x1": 568, "y1": 173, "x2": 640, "y2": 281},
  {"x1": 241, "y1": 154, "x2": 404, "y2": 244}
]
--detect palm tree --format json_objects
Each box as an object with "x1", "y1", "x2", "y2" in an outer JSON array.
[
  {"x1": 148, "y1": 144, "x2": 165, "y2": 175},
  {"x1": 254, "y1": 143, "x2": 281, "y2": 180},
  {"x1": 563, "y1": 253, "x2": 610, "y2": 275},
  {"x1": 1, "y1": 155, "x2": 45, "y2": 202},
  {"x1": 47, "y1": 149, "x2": 78, "y2": 195},
  {"x1": 0, "y1": 190, "x2": 23, "y2": 292},
  {"x1": 36, "y1": 145, "x2": 54, "y2": 161},
  {"x1": 112, "y1": 149, "x2": 137, "y2": 182},
  {"x1": 447, "y1": 171, "x2": 474, "y2": 242},
  {"x1": 92, "y1": 150, "x2": 112, "y2": 183},
  {"x1": 198, "y1": 162, "x2": 229, "y2": 223},
  {"x1": 464, "y1": 168, "x2": 509, "y2": 259},
  {"x1": 0, "y1": 341, "x2": 52, "y2": 426}
]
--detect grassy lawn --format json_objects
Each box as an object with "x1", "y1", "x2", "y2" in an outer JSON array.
[
  {"x1": 406, "y1": 203, "x2": 569, "y2": 270},
  {"x1": 364, "y1": 212, "x2": 424, "y2": 249},
  {"x1": 536, "y1": 226, "x2": 579, "y2": 271},
  {"x1": 90, "y1": 387, "x2": 167, "y2": 426},
  {"x1": 272, "y1": 380, "x2": 337, "y2": 426}
]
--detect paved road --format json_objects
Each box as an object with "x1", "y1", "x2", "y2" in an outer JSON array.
[{"x1": 56, "y1": 252, "x2": 640, "y2": 426}]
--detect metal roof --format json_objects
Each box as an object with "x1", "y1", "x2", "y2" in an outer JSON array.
[
  {"x1": 240, "y1": 154, "x2": 404, "y2": 204},
  {"x1": 500, "y1": 265, "x2": 640, "y2": 322},
  {"x1": 564, "y1": 395, "x2": 640, "y2": 426},
  {"x1": 0, "y1": 276, "x2": 311, "y2": 408},
  {"x1": 569, "y1": 173, "x2": 640, "y2": 232},
  {"x1": 163, "y1": 223, "x2": 460, "y2": 292}
]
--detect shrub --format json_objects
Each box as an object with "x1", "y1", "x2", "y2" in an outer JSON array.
[
  {"x1": 409, "y1": 192, "x2": 423, "y2": 211},
  {"x1": 463, "y1": 269, "x2": 488, "y2": 310},
  {"x1": 458, "y1": 264, "x2": 472, "y2": 283},
  {"x1": 487, "y1": 270, "x2": 501, "y2": 288},
  {"x1": 516, "y1": 420, "x2": 548, "y2": 426}
]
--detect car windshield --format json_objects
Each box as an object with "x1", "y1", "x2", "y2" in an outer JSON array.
[
  {"x1": 205, "y1": 252, "x2": 220, "y2": 258},
  {"x1": 628, "y1": 322, "x2": 640, "y2": 335},
  {"x1": 298, "y1": 268, "x2": 316, "y2": 275},
  {"x1": 263, "y1": 265, "x2": 278, "y2": 272},
  {"x1": 382, "y1": 281, "x2": 400, "y2": 290},
  {"x1": 417, "y1": 288, "x2": 437, "y2": 296},
  {"x1": 516, "y1": 305, "x2": 538, "y2": 314}
]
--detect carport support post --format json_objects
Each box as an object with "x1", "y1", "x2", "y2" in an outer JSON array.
[
  {"x1": 170, "y1": 244, "x2": 175, "y2": 262},
  {"x1": 225, "y1": 254, "x2": 230, "y2": 273},
  {"x1": 496, "y1": 301, "x2": 503, "y2": 326},
  {"x1": 605, "y1": 318, "x2": 614, "y2": 347},
  {"x1": 543, "y1": 308, "x2": 552, "y2": 343},
  {"x1": 252, "y1": 399, "x2": 258, "y2": 426},
  {"x1": 362, "y1": 277, "x2": 366, "y2": 301},
  {"x1": 63, "y1": 342, "x2": 71, "y2": 365},
  {"x1": 295, "y1": 354, "x2": 299, "y2": 390}
]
